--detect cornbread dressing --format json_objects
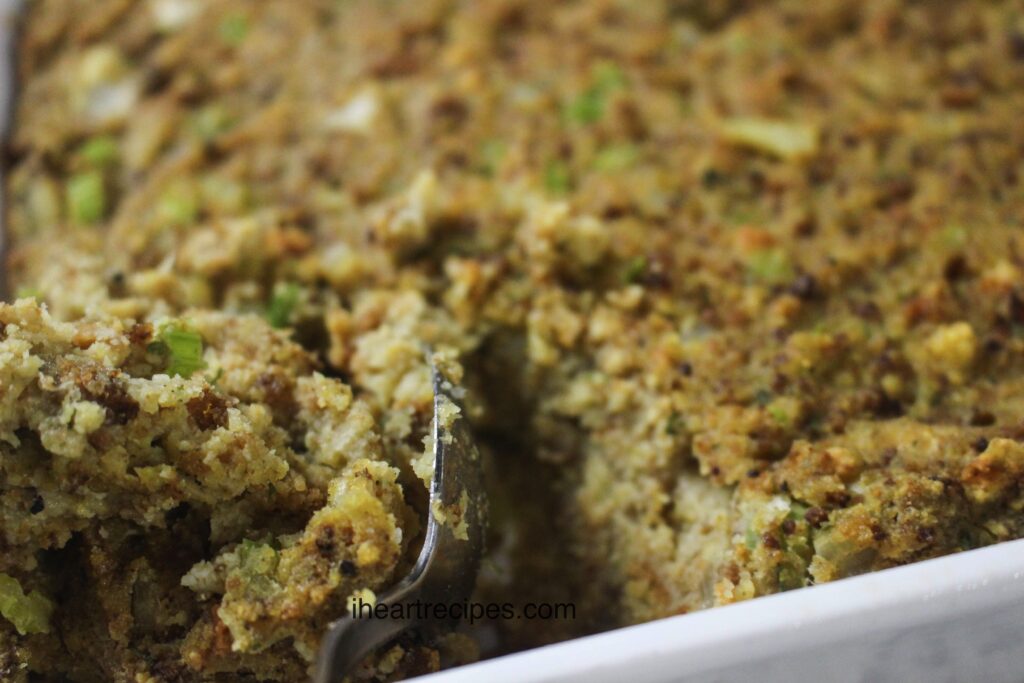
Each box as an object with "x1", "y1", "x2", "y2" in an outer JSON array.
[{"x1": 3, "y1": 0, "x2": 1024, "y2": 680}]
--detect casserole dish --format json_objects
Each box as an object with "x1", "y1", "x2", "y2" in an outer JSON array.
[
  {"x1": 417, "y1": 537, "x2": 1024, "y2": 682},
  {"x1": 3, "y1": 2, "x2": 1024, "y2": 682}
]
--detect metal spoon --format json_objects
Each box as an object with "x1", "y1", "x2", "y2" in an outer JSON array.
[{"x1": 313, "y1": 362, "x2": 487, "y2": 682}]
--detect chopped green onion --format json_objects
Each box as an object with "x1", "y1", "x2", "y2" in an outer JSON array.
[
  {"x1": 624, "y1": 256, "x2": 647, "y2": 284},
  {"x1": 543, "y1": 160, "x2": 571, "y2": 194},
  {"x1": 66, "y1": 171, "x2": 106, "y2": 224},
  {"x1": 78, "y1": 135, "x2": 119, "y2": 166},
  {"x1": 0, "y1": 573, "x2": 53, "y2": 635},
  {"x1": 266, "y1": 283, "x2": 301, "y2": 329},
  {"x1": 151, "y1": 324, "x2": 207, "y2": 378},
  {"x1": 219, "y1": 14, "x2": 249, "y2": 46}
]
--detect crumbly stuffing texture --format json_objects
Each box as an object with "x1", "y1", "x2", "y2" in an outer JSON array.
[
  {"x1": 4, "y1": 0, "x2": 1024, "y2": 680},
  {"x1": 0, "y1": 299, "x2": 439, "y2": 681}
]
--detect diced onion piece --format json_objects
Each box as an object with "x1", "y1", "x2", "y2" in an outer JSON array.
[
  {"x1": 149, "y1": 0, "x2": 201, "y2": 31},
  {"x1": 718, "y1": 117, "x2": 819, "y2": 161},
  {"x1": 77, "y1": 45, "x2": 125, "y2": 88},
  {"x1": 324, "y1": 89, "x2": 379, "y2": 133},
  {"x1": 73, "y1": 46, "x2": 140, "y2": 125},
  {"x1": 86, "y1": 79, "x2": 140, "y2": 125}
]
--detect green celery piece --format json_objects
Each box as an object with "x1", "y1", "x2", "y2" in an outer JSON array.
[
  {"x1": 767, "y1": 404, "x2": 790, "y2": 426},
  {"x1": 593, "y1": 144, "x2": 639, "y2": 172},
  {"x1": 67, "y1": 171, "x2": 106, "y2": 224},
  {"x1": 747, "y1": 248, "x2": 793, "y2": 284},
  {"x1": 565, "y1": 62, "x2": 627, "y2": 125},
  {"x1": 79, "y1": 135, "x2": 119, "y2": 166},
  {"x1": 266, "y1": 283, "x2": 301, "y2": 329},
  {"x1": 0, "y1": 573, "x2": 53, "y2": 635},
  {"x1": 566, "y1": 87, "x2": 604, "y2": 124},
  {"x1": 623, "y1": 256, "x2": 648, "y2": 284},
  {"x1": 153, "y1": 324, "x2": 207, "y2": 378}
]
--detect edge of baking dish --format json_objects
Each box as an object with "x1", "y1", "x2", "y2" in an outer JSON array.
[
  {"x1": 416, "y1": 537, "x2": 1024, "y2": 683},
  {"x1": 0, "y1": 0, "x2": 19, "y2": 298}
]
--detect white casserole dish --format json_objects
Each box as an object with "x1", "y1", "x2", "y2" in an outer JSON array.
[
  {"x1": 1, "y1": 4, "x2": 1021, "y2": 682},
  {"x1": 419, "y1": 538, "x2": 1024, "y2": 683}
]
